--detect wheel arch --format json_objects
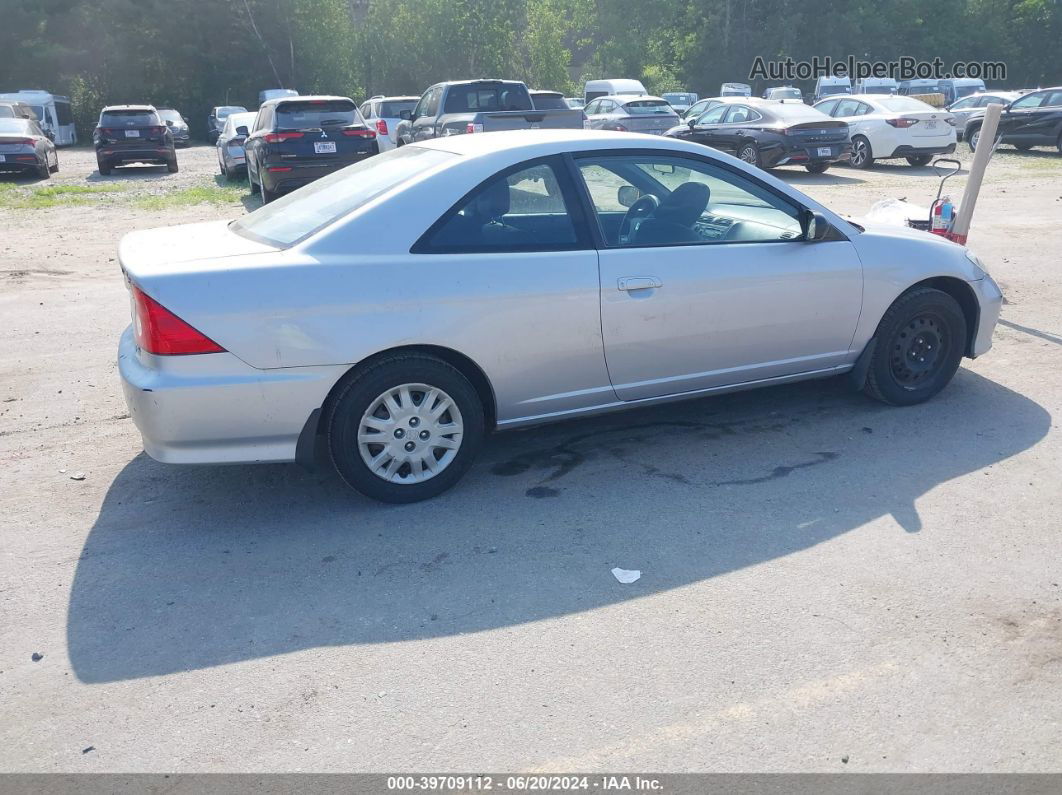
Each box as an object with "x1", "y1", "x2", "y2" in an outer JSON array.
[{"x1": 903, "y1": 276, "x2": 980, "y2": 357}]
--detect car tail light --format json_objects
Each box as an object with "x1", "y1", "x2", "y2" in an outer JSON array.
[
  {"x1": 267, "y1": 166, "x2": 292, "y2": 172},
  {"x1": 342, "y1": 128, "x2": 376, "y2": 138},
  {"x1": 130, "y1": 285, "x2": 224, "y2": 355},
  {"x1": 147, "y1": 126, "x2": 166, "y2": 135},
  {"x1": 611, "y1": 123, "x2": 628, "y2": 132},
  {"x1": 264, "y1": 132, "x2": 305, "y2": 143},
  {"x1": 887, "y1": 117, "x2": 919, "y2": 128},
  {"x1": 1, "y1": 138, "x2": 35, "y2": 145},
  {"x1": 375, "y1": 119, "x2": 388, "y2": 136},
  {"x1": 466, "y1": 123, "x2": 484, "y2": 134}
]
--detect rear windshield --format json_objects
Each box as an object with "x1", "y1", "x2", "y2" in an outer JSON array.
[
  {"x1": 770, "y1": 103, "x2": 830, "y2": 120},
  {"x1": 216, "y1": 106, "x2": 245, "y2": 118},
  {"x1": 531, "y1": 94, "x2": 569, "y2": 110},
  {"x1": 443, "y1": 84, "x2": 532, "y2": 114},
  {"x1": 276, "y1": 100, "x2": 358, "y2": 129},
  {"x1": 879, "y1": 96, "x2": 934, "y2": 112},
  {"x1": 622, "y1": 100, "x2": 674, "y2": 115},
  {"x1": 817, "y1": 85, "x2": 851, "y2": 96},
  {"x1": 0, "y1": 106, "x2": 13, "y2": 118},
  {"x1": 769, "y1": 88, "x2": 802, "y2": 100},
  {"x1": 101, "y1": 109, "x2": 159, "y2": 125},
  {"x1": 232, "y1": 146, "x2": 456, "y2": 247},
  {"x1": 663, "y1": 93, "x2": 697, "y2": 104},
  {"x1": 379, "y1": 99, "x2": 416, "y2": 117},
  {"x1": 0, "y1": 118, "x2": 32, "y2": 134}
]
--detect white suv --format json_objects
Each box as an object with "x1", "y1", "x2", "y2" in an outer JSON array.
[{"x1": 359, "y1": 95, "x2": 419, "y2": 151}]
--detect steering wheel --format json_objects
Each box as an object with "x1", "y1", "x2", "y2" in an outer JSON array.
[{"x1": 618, "y1": 194, "x2": 660, "y2": 244}]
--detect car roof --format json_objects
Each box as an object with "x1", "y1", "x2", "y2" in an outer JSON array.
[
  {"x1": 368, "y1": 95, "x2": 418, "y2": 102},
  {"x1": 530, "y1": 90, "x2": 563, "y2": 96},
  {"x1": 409, "y1": 129, "x2": 712, "y2": 159},
  {"x1": 596, "y1": 94, "x2": 669, "y2": 103}
]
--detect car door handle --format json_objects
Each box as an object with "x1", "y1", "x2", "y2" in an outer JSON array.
[{"x1": 618, "y1": 277, "x2": 662, "y2": 291}]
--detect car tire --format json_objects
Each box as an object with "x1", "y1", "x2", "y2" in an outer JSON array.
[
  {"x1": 737, "y1": 143, "x2": 760, "y2": 168},
  {"x1": 248, "y1": 167, "x2": 259, "y2": 194},
  {"x1": 49, "y1": 154, "x2": 59, "y2": 173},
  {"x1": 260, "y1": 181, "x2": 276, "y2": 203},
  {"x1": 805, "y1": 162, "x2": 830, "y2": 174},
  {"x1": 906, "y1": 155, "x2": 932, "y2": 166},
  {"x1": 864, "y1": 287, "x2": 967, "y2": 407},
  {"x1": 327, "y1": 353, "x2": 486, "y2": 503},
  {"x1": 849, "y1": 136, "x2": 874, "y2": 169},
  {"x1": 37, "y1": 159, "x2": 51, "y2": 180},
  {"x1": 968, "y1": 126, "x2": 999, "y2": 152},
  {"x1": 1014, "y1": 143, "x2": 1033, "y2": 152},
  {"x1": 1056, "y1": 133, "x2": 1062, "y2": 155},
  {"x1": 97, "y1": 158, "x2": 111, "y2": 176},
  {"x1": 166, "y1": 157, "x2": 179, "y2": 174}
]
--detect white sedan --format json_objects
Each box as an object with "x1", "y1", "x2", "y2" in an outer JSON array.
[
  {"x1": 117, "y1": 130, "x2": 1001, "y2": 502},
  {"x1": 814, "y1": 95, "x2": 958, "y2": 168}
]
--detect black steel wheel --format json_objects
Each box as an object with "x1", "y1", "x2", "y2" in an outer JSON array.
[{"x1": 864, "y1": 287, "x2": 967, "y2": 406}]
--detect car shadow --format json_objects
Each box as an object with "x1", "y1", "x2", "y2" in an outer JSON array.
[
  {"x1": 774, "y1": 169, "x2": 865, "y2": 186},
  {"x1": 67, "y1": 370, "x2": 1050, "y2": 683},
  {"x1": 86, "y1": 165, "x2": 173, "y2": 182},
  {"x1": 838, "y1": 162, "x2": 970, "y2": 178}
]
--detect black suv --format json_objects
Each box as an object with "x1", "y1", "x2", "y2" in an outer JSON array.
[
  {"x1": 965, "y1": 87, "x2": 1062, "y2": 153},
  {"x1": 244, "y1": 95, "x2": 378, "y2": 202},
  {"x1": 94, "y1": 105, "x2": 177, "y2": 175}
]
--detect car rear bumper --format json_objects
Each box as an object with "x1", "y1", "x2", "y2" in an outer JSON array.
[
  {"x1": 118, "y1": 326, "x2": 344, "y2": 464},
  {"x1": 970, "y1": 274, "x2": 1002, "y2": 358},
  {"x1": 261, "y1": 153, "x2": 375, "y2": 193},
  {"x1": 0, "y1": 155, "x2": 40, "y2": 173},
  {"x1": 886, "y1": 142, "x2": 956, "y2": 158},
  {"x1": 98, "y1": 146, "x2": 175, "y2": 163},
  {"x1": 769, "y1": 141, "x2": 853, "y2": 167}
]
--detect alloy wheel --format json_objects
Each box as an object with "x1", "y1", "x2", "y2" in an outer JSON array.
[
  {"x1": 357, "y1": 383, "x2": 464, "y2": 483},
  {"x1": 851, "y1": 139, "x2": 868, "y2": 167},
  {"x1": 739, "y1": 145, "x2": 758, "y2": 165}
]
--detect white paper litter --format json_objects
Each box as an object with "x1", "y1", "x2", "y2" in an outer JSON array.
[
  {"x1": 611, "y1": 567, "x2": 641, "y2": 584},
  {"x1": 863, "y1": 198, "x2": 929, "y2": 227}
]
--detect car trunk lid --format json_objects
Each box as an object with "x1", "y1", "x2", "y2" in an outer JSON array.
[{"x1": 271, "y1": 99, "x2": 376, "y2": 162}]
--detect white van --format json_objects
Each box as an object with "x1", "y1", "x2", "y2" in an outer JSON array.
[
  {"x1": 814, "y1": 76, "x2": 853, "y2": 102},
  {"x1": 0, "y1": 90, "x2": 76, "y2": 145},
  {"x1": 854, "y1": 77, "x2": 899, "y2": 95},
  {"x1": 584, "y1": 79, "x2": 647, "y2": 103},
  {"x1": 720, "y1": 82, "x2": 752, "y2": 97}
]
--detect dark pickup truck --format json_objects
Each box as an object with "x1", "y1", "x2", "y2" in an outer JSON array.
[{"x1": 395, "y1": 79, "x2": 585, "y2": 145}]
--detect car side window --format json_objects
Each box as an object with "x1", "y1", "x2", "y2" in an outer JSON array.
[
  {"x1": 696, "y1": 105, "x2": 728, "y2": 125},
  {"x1": 1011, "y1": 92, "x2": 1045, "y2": 109},
  {"x1": 1045, "y1": 91, "x2": 1062, "y2": 107},
  {"x1": 951, "y1": 97, "x2": 975, "y2": 110},
  {"x1": 834, "y1": 99, "x2": 861, "y2": 117},
  {"x1": 423, "y1": 88, "x2": 441, "y2": 117},
  {"x1": 420, "y1": 160, "x2": 579, "y2": 253},
  {"x1": 576, "y1": 154, "x2": 802, "y2": 248},
  {"x1": 584, "y1": 99, "x2": 599, "y2": 114},
  {"x1": 359, "y1": 102, "x2": 372, "y2": 118},
  {"x1": 412, "y1": 90, "x2": 431, "y2": 119},
  {"x1": 725, "y1": 105, "x2": 751, "y2": 123},
  {"x1": 815, "y1": 99, "x2": 838, "y2": 116}
]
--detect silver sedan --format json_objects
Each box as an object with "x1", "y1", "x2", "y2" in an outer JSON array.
[
  {"x1": 583, "y1": 95, "x2": 679, "y2": 135},
  {"x1": 118, "y1": 130, "x2": 1001, "y2": 502},
  {"x1": 215, "y1": 111, "x2": 258, "y2": 178}
]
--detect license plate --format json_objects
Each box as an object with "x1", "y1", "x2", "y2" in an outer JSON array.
[
  {"x1": 125, "y1": 129, "x2": 139, "y2": 138},
  {"x1": 529, "y1": 122, "x2": 541, "y2": 129},
  {"x1": 314, "y1": 141, "x2": 336, "y2": 154},
  {"x1": 924, "y1": 121, "x2": 936, "y2": 129},
  {"x1": 817, "y1": 147, "x2": 832, "y2": 156}
]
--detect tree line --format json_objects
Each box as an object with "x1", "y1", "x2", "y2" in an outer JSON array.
[{"x1": 2, "y1": 0, "x2": 1059, "y2": 137}]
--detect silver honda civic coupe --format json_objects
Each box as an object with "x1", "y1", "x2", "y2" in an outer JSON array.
[{"x1": 118, "y1": 129, "x2": 1001, "y2": 503}]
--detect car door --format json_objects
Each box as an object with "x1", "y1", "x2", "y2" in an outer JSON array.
[
  {"x1": 244, "y1": 106, "x2": 270, "y2": 183},
  {"x1": 1019, "y1": 90, "x2": 1062, "y2": 144},
  {"x1": 573, "y1": 151, "x2": 863, "y2": 401},
  {"x1": 715, "y1": 104, "x2": 758, "y2": 154},
  {"x1": 411, "y1": 156, "x2": 609, "y2": 421},
  {"x1": 999, "y1": 91, "x2": 1049, "y2": 143},
  {"x1": 412, "y1": 87, "x2": 440, "y2": 141},
  {"x1": 687, "y1": 103, "x2": 730, "y2": 149}
]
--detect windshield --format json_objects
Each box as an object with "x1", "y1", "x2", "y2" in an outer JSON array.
[
  {"x1": 443, "y1": 84, "x2": 532, "y2": 114},
  {"x1": 276, "y1": 99, "x2": 358, "y2": 129},
  {"x1": 818, "y1": 85, "x2": 851, "y2": 96},
  {"x1": 225, "y1": 112, "x2": 257, "y2": 134},
  {"x1": 663, "y1": 93, "x2": 697, "y2": 104},
  {"x1": 623, "y1": 100, "x2": 675, "y2": 115},
  {"x1": 954, "y1": 84, "x2": 983, "y2": 99},
  {"x1": 216, "y1": 106, "x2": 245, "y2": 119},
  {"x1": 158, "y1": 109, "x2": 184, "y2": 123},
  {"x1": 770, "y1": 88, "x2": 802, "y2": 100},
  {"x1": 379, "y1": 99, "x2": 416, "y2": 117},
  {"x1": 101, "y1": 109, "x2": 158, "y2": 126},
  {"x1": 531, "y1": 94, "x2": 569, "y2": 110},
  {"x1": 0, "y1": 106, "x2": 13, "y2": 118},
  {"x1": 862, "y1": 86, "x2": 895, "y2": 94},
  {"x1": 879, "y1": 96, "x2": 934, "y2": 112},
  {"x1": 232, "y1": 146, "x2": 456, "y2": 247},
  {"x1": 0, "y1": 118, "x2": 32, "y2": 134},
  {"x1": 31, "y1": 105, "x2": 45, "y2": 120}
]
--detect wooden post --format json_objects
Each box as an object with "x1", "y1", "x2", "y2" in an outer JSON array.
[{"x1": 949, "y1": 102, "x2": 1002, "y2": 245}]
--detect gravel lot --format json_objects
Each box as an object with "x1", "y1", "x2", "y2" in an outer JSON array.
[{"x1": 1, "y1": 141, "x2": 1060, "y2": 772}]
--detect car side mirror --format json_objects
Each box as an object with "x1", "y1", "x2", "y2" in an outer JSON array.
[
  {"x1": 235, "y1": 126, "x2": 249, "y2": 136},
  {"x1": 687, "y1": 118, "x2": 696, "y2": 128},
  {"x1": 165, "y1": 120, "x2": 174, "y2": 126},
  {"x1": 617, "y1": 185, "x2": 640, "y2": 208},
  {"x1": 803, "y1": 210, "x2": 830, "y2": 242},
  {"x1": 399, "y1": 110, "x2": 412, "y2": 121}
]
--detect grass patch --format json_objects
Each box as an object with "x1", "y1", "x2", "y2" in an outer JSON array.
[
  {"x1": 133, "y1": 183, "x2": 246, "y2": 210},
  {"x1": 0, "y1": 182, "x2": 123, "y2": 209},
  {"x1": 1020, "y1": 156, "x2": 1062, "y2": 171}
]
